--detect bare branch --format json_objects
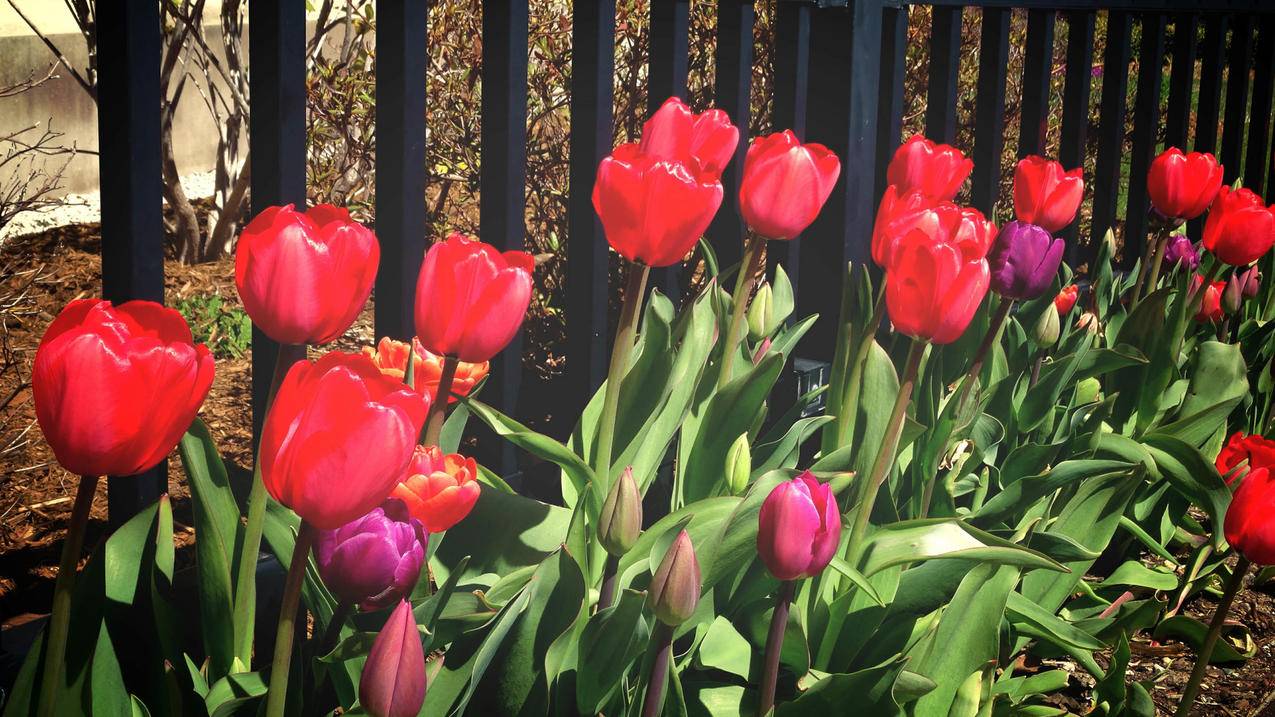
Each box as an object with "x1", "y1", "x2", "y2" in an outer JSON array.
[{"x1": 6, "y1": 0, "x2": 95, "y2": 99}]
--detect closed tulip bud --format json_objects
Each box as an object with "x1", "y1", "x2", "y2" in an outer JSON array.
[
  {"x1": 757, "y1": 472, "x2": 841, "y2": 580},
  {"x1": 1225, "y1": 272, "x2": 1246, "y2": 314},
  {"x1": 648, "y1": 530, "x2": 701, "y2": 626},
  {"x1": 391, "y1": 445, "x2": 480, "y2": 533},
  {"x1": 1242, "y1": 267, "x2": 1262, "y2": 299},
  {"x1": 747, "y1": 283, "x2": 774, "y2": 341},
  {"x1": 34, "y1": 299, "x2": 215, "y2": 477},
  {"x1": 262, "y1": 352, "x2": 428, "y2": 530},
  {"x1": 739, "y1": 130, "x2": 841, "y2": 240},
  {"x1": 315, "y1": 500, "x2": 428, "y2": 611},
  {"x1": 362, "y1": 336, "x2": 488, "y2": 402},
  {"x1": 1148, "y1": 148, "x2": 1224, "y2": 222},
  {"x1": 885, "y1": 135, "x2": 973, "y2": 201},
  {"x1": 1032, "y1": 305, "x2": 1061, "y2": 347},
  {"x1": 1076, "y1": 377, "x2": 1102, "y2": 404},
  {"x1": 752, "y1": 337, "x2": 771, "y2": 366},
  {"x1": 725, "y1": 434, "x2": 751, "y2": 495},
  {"x1": 1224, "y1": 439, "x2": 1275, "y2": 564},
  {"x1": 1013, "y1": 156, "x2": 1084, "y2": 232},
  {"x1": 236, "y1": 204, "x2": 379, "y2": 345},
  {"x1": 1203, "y1": 186, "x2": 1275, "y2": 267},
  {"x1": 414, "y1": 233, "x2": 534, "y2": 363},
  {"x1": 1053, "y1": 285, "x2": 1079, "y2": 315},
  {"x1": 359, "y1": 600, "x2": 426, "y2": 717},
  {"x1": 598, "y1": 467, "x2": 642, "y2": 557},
  {"x1": 987, "y1": 221, "x2": 1065, "y2": 300},
  {"x1": 1162, "y1": 233, "x2": 1201, "y2": 272},
  {"x1": 1075, "y1": 311, "x2": 1100, "y2": 335}
]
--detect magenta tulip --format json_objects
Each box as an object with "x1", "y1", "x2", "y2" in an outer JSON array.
[
  {"x1": 359, "y1": 600, "x2": 426, "y2": 717},
  {"x1": 757, "y1": 471, "x2": 841, "y2": 581}
]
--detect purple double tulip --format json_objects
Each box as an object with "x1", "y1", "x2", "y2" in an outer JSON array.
[
  {"x1": 757, "y1": 472, "x2": 841, "y2": 581},
  {"x1": 986, "y1": 221, "x2": 1065, "y2": 300},
  {"x1": 1162, "y1": 233, "x2": 1201, "y2": 272},
  {"x1": 360, "y1": 600, "x2": 426, "y2": 717},
  {"x1": 314, "y1": 499, "x2": 428, "y2": 611}
]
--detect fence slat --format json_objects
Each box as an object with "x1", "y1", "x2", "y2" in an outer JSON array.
[
  {"x1": 1123, "y1": 12, "x2": 1166, "y2": 270},
  {"x1": 709, "y1": 0, "x2": 756, "y2": 272},
  {"x1": 1059, "y1": 10, "x2": 1095, "y2": 262},
  {"x1": 1191, "y1": 13, "x2": 1227, "y2": 239},
  {"x1": 374, "y1": 0, "x2": 427, "y2": 341},
  {"x1": 248, "y1": 0, "x2": 306, "y2": 445},
  {"x1": 1221, "y1": 14, "x2": 1255, "y2": 186},
  {"x1": 98, "y1": 0, "x2": 165, "y2": 523},
  {"x1": 566, "y1": 0, "x2": 616, "y2": 428},
  {"x1": 480, "y1": 0, "x2": 530, "y2": 475},
  {"x1": 1018, "y1": 9, "x2": 1057, "y2": 158},
  {"x1": 799, "y1": 0, "x2": 882, "y2": 355},
  {"x1": 1246, "y1": 15, "x2": 1275, "y2": 197},
  {"x1": 649, "y1": 0, "x2": 692, "y2": 300},
  {"x1": 875, "y1": 5, "x2": 910, "y2": 200},
  {"x1": 768, "y1": 0, "x2": 812, "y2": 285},
  {"x1": 970, "y1": 6, "x2": 1011, "y2": 219},
  {"x1": 925, "y1": 5, "x2": 962, "y2": 143},
  {"x1": 1090, "y1": 10, "x2": 1131, "y2": 264},
  {"x1": 1164, "y1": 13, "x2": 1198, "y2": 150}
]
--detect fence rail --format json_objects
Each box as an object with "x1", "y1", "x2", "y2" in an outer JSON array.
[{"x1": 95, "y1": 0, "x2": 1275, "y2": 521}]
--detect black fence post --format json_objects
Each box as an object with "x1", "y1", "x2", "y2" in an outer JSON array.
[
  {"x1": 1191, "y1": 13, "x2": 1227, "y2": 240},
  {"x1": 1018, "y1": 9, "x2": 1057, "y2": 159},
  {"x1": 649, "y1": 0, "x2": 691, "y2": 301},
  {"x1": 769, "y1": 0, "x2": 813, "y2": 285},
  {"x1": 971, "y1": 6, "x2": 1011, "y2": 221},
  {"x1": 248, "y1": 0, "x2": 307, "y2": 445},
  {"x1": 480, "y1": 0, "x2": 530, "y2": 477},
  {"x1": 925, "y1": 6, "x2": 962, "y2": 145},
  {"x1": 375, "y1": 0, "x2": 428, "y2": 341},
  {"x1": 1246, "y1": 15, "x2": 1274, "y2": 197},
  {"x1": 1164, "y1": 13, "x2": 1198, "y2": 151},
  {"x1": 875, "y1": 4, "x2": 910, "y2": 201},
  {"x1": 709, "y1": 0, "x2": 756, "y2": 273},
  {"x1": 1123, "y1": 12, "x2": 1167, "y2": 269},
  {"x1": 97, "y1": 0, "x2": 165, "y2": 525},
  {"x1": 566, "y1": 0, "x2": 616, "y2": 435},
  {"x1": 1090, "y1": 11, "x2": 1132, "y2": 265},
  {"x1": 1059, "y1": 9, "x2": 1095, "y2": 263},
  {"x1": 1221, "y1": 14, "x2": 1255, "y2": 186}
]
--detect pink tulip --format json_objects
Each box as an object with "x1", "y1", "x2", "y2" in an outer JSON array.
[
  {"x1": 738, "y1": 130, "x2": 841, "y2": 240},
  {"x1": 359, "y1": 600, "x2": 426, "y2": 717},
  {"x1": 757, "y1": 471, "x2": 841, "y2": 581}
]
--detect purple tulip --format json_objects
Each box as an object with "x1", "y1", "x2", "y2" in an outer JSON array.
[
  {"x1": 756, "y1": 471, "x2": 841, "y2": 581},
  {"x1": 359, "y1": 600, "x2": 426, "y2": 717},
  {"x1": 986, "y1": 221, "x2": 1064, "y2": 300},
  {"x1": 314, "y1": 499, "x2": 428, "y2": 611},
  {"x1": 1162, "y1": 233, "x2": 1200, "y2": 272}
]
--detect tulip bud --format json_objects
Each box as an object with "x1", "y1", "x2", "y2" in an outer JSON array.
[
  {"x1": 1225, "y1": 272, "x2": 1246, "y2": 314},
  {"x1": 725, "y1": 434, "x2": 751, "y2": 495},
  {"x1": 598, "y1": 467, "x2": 643, "y2": 557},
  {"x1": 1032, "y1": 305, "x2": 1061, "y2": 347},
  {"x1": 1075, "y1": 311, "x2": 1100, "y2": 335},
  {"x1": 359, "y1": 600, "x2": 426, "y2": 717},
  {"x1": 752, "y1": 337, "x2": 772, "y2": 366},
  {"x1": 747, "y1": 283, "x2": 775, "y2": 341},
  {"x1": 315, "y1": 500, "x2": 428, "y2": 611},
  {"x1": 1075, "y1": 377, "x2": 1102, "y2": 405},
  {"x1": 1162, "y1": 233, "x2": 1200, "y2": 272},
  {"x1": 648, "y1": 530, "x2": 701, "y2": 626},
  {"x1": 1241, "y1": 267, "x2": 1261, "y2": 299}
]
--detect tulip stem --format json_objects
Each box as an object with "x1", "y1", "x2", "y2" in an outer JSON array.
[
  {"x1": 317, "y1": 599, "x2": 354, "y2": 658},
  {"x1": 759, "y1": 580, "x2": 796, "y2": 716},
  {"x1": 36, "y1": 474, "x2": 98, "y2": 717},
  {"x1": 234, "y1": 342, "x2": 306, "y2": 668},
  {"x1": 265, "y1": 521, "x2": 318, "y2": 717},
  {"x1": 423, "y1": 355, "x2": 459, "y2": 447},
  {"x1": 595, "y1": 263, "x2": 650, "y2": 487},
  {"x1": 598, "y1": 554, "x2": 620, "y2": 612},
  {"x1": 718, "y1": 234, "x2": 767, "y2": 390},
  {"x1": 640, "y1": 622, "x2": 676, "y2": 717},
  {"x1": 1133, "y1": 228, "x2": 1171, "y2": 306},
  {"x1": 1175, "y1": 557, "x2": 1250, "y2": 717},
  {"x1": 832, "y1": 285, "x2": 887, "y2": 453}
]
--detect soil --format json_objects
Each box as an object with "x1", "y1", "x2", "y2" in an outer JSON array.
[{"x1": 3, "y1": 221, "x2": 1275, "y2": 715}]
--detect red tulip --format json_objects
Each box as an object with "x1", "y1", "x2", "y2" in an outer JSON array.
[
  {"x1": 235, "y1": 204, "x2": 379, "y2": 345},
  {"x1": 593, "y1": 143, "x2": 724, "y2": 267},
  {"x1": 885, "y1": 135, "x2": 973, "y2": 201},
  {"x1": 1202, "y1": 186, "x2": 1275, "y2": 267},
  {"x1": 359, "y1": 600, "x2": 426, "y2": 717},
  {"x1": 391, "y1": 445, "x2": 480, "y2": 532},
  {"x1": 413, "y1": 233, "x2": 534, "y2": 363},
  {"x1": 1054, "y1": 284, "x2": 1079, "y2": 315},
  {"x1": 362, "y1": 336, "x2": 488, "y2": 404},
  {"x1": 1216, "y1": 432, "x2": 1275, "y2": 485},
  {"x1": 33, "y1": 299, "x2": 215, "y2": 477},
  {"x1": 1190, "y1": 274, "x2": 1226, "y2": 323},
  {"x1": 738, "y1": 130, "x2": 841, "y2": 240},
  {"x1": 1224, "y1": 443, "x2": 1275, "y2": 565},
  {"x1": 885, "y1": 221, "x2": 991, "y2": 345},
  {"x1": 262, "y1": 352, "x2": 428, "y2": 530},
  {"x1": 640, "y1": 96, "x2": 740, "y2": 178},
  {"x1": 873, "y1": 189, "x2": 996, "y2": 268},
  {"x1": 757, "y1": 472, "x2": 841, "y2": 581},
  {"x1": 1013, "y1": 155, "x2": 1084, "y2": 232},
  {"x1": 1147, "y1": 148, "x2": 1223, "y2": 221}
]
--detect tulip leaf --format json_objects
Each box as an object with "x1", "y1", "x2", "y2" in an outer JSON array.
[
  {"x1": 1018, "y1": 342, "x2": 1090, "y2": 433},
  {"x1": 575, "y1": 588, "x2": 650, "y2": 713},
  {"x1": 701, "y1": 471, "x2": 792, "y2": 598},
  {"x1": 619, "y1": 497, "x2": 739, "y2": 592},
  {"x1": 439, "y1": 401, "x2": 470, "y2": 454},
  {"x1": 1142, "y1": 433, "x2": 1231, "y2": 549},
  {"x1": 204, "y1": 671, "x2": 268, "y2": 717},
  {"x1": 859, "y1": 519, "x2": 1065, "y2": 576},
  {"x1": 434, "y1": 487, "x2": 571, "y2": 584},
  {"x1": 775, "y1": 656, "x2": 920, "y2": 716},
  {"x1": 1074, "y1": 343, "x2": 1149, "y2": 379},
  {"x1": 1095, "y1": 560, "x2": 1180, "y2": 591},
  {"x1": 696, "y1": 616, "x2": 754, "y2": 680},
  {"x1": 1005, "y1": 591, "x2": 1104, "y2": 651},
  {"x1": 89, "y1": 622, "x2": 130, "y2": 717},
  {"x1": 1152, "y1": 615, "x2": 1256, "y2": 664},
  {"x1": 826, "y1": 556, "x2": 886, "y2": 607},
  {"x1": 972, "y1": 460, "x2": 1133, "y2": 527}
]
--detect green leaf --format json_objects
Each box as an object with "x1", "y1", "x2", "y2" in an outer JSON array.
[
  {"x1": 752, "y1": 416, "x2": 836, "y2": 475},
  {"x1": 575, "y1": 588, "x2": 650, "y2": 713},
  {"x1": 1006, "y1": 592, "x2": 1104, "y2": 651},
  {"x1": 89, "y1": 623, "x2": 130, "y2": 717},
  {"x1": 434, "y1": 486, "x2": 571, "y2": 584},
  {"x1": 1094, "y1": 561, "x2": 1180, "y2": 591},
  {"x1": 1142, "y1": 433, "x2": 1231, "y2": 549},
  {"x1": 439, "y1": 401, "x2": 471, "y2": 454},
  {"x1": 826, "y1": 556, "x2": 886, "y2": 607},
  {"x1": 695, "y1": 616, "x2": 753, "y2": 680},
  {"x1": 1152, "y1": 615, "x2": 1256, "y2": 664},
  {"x1": 859, "y1": 519, "x2": 1066, "y2": 576},
  {"x1": 204, "y1": 672, "x2": 267, "y2": 717},
  {"x1": 777, "y1": 658, "x2": 926, "y2": 716},
  {"x1": 1019, "y1": 342, "x2": 1090, "y2": 433},
  {"x1": 972, "y1": 460, "x2": 1133, "y2": 527}
]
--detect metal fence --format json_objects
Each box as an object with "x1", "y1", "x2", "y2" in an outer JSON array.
[{"x1": 95, "y1": 0, "x2": 1275, "y2": 521}]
